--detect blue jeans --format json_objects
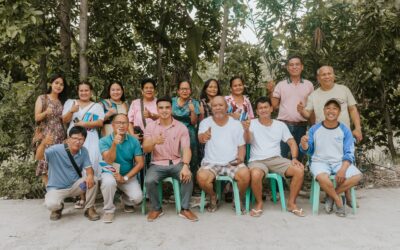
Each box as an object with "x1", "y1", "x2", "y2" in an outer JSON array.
[{"x1": 280, "y1": 124, "x2": 307, "y2": 161}]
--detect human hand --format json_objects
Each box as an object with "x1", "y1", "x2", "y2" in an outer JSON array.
[
  {"x1": 297, "y1": 101, "x2": 305, "y2": 114},
  {"x1": 188, "y1": 99, "x2": 195, "y2": 112},
  {"x1": 352, "y1": 128, "x2": 363, "y2": 143},
  {"x1": 70, "y1": 101, "x2": 79, "y2": 113},
  {"x1": 86, "y1": 175, "x2": 95, "y2": 189},
  {"x1": 42, "y1": 134, "x2": 54, "y2": 146},
  {"x1": 153, "y1": 132, "x2": 165, "y2": 145},
  {"x1": 180, "y1": 164, "x2": 192, "y2": 184},
  {"x1": 300, "y1": 132, "x2": 309, "y2": 150},
  {"x1": 106, "y1": 108, "x2": 117, "y2": 117},
  {"x1": 45, "y1": 107, "x2": 53, "y2": 116},
  {"x1": 291, "y1": 158, "x2": 304, "y2": 170},
  {"x1": 202, "y1": 127, "x2": 212, "y2": 142},
  {"x1": 113, "y1": 172, "x2": 124, "y2": 184},
  {"x1": 242, "y1": 119, "x2": 250, "y2": 131},
  {"x1": 113, "y1": 133, "x2": 124, "y2": 145},
  {"x1": 231, "y1": 112, "x2": 241, "y2": 120},
  {"x1": 143, "y1": 107, "x2": 151, "y2": 119},
  {"x1": 335, "y1": 168, "x2": 346, "y2": 185},
  {"x1": 266, "y1": 81, "x2": 275, "y2": 94}
]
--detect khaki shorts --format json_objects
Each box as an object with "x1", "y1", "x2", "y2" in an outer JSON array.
[
  {"x1": 200, "y1": 162, "x2": 247, "y2": 179},
  {"x1": 248, "y1": 156, "x2": 291, "y2": 177}
]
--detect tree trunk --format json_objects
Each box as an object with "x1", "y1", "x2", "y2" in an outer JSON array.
[
  {"x1": 380, "y1": 81, "x2": 398, "y2": 160},
  {"x1": 156, "y1": 43, "x2": 165, "y2": 95},
  {"x1": 218, "y1": 2, "x2": 229, "y2": 80},
  {"x1": 79, "y1": 0, "x2": 88, "y2": 82},
  {"x1": 39, "y1": 14, "x2": 47, "y2": 93},
  {"x1": 58, "y1": 0, "x2": 71, "y2": 78}
]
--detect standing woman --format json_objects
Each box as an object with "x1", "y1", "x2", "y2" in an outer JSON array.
[
  {"x1": 225, "y1": 76, "x2": 254, "y2": 121},
  {"x1": 100, "y1": 81, "x2": 133, "y2": 136},
  {"x1": 199, "y1": 78, "x2": 222, "y2": 121},
  {"x1": 172, "y1": 80, "x2": 201, "y2": 175},
  {"x1": 62, "y1": 81, "x2": 104, "y2": 178},
  {"x1": 128, "y1": 78, "x2": 159, "y2": 137},
  {"x1": 34, "y1": 73, "x2": 68, "y2": 186}
]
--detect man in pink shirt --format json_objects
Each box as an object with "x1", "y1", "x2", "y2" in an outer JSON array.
[
  {"x1": 267, "y1": 55, "x2": 314, "y2": 161},
  {"x1": 143, "y1": 96, "x2": 198, "y2": 222}
]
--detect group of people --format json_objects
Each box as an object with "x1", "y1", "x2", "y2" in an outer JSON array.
[{"x1": 33, "y1": 55, "x2": 363, "y2": 223}]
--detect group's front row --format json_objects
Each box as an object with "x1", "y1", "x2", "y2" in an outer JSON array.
[{"x1": 36, "y1": 96, "x2": 362, "y2": 223}]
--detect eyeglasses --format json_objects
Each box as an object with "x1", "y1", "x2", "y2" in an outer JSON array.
[
  {"x1": 70, "y1": 137, "x2": 85, "y2": 143},
  {"x1": 113, "y1": 121, "x2": 129, "y2": 126}
]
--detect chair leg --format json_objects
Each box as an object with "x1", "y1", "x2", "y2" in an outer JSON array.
[
  {"x1": 276, "y1": 176, "x2": 286, "y2": 211},
  {"x1": 172, "y1": 179, "x2": 181, "y2": 213},
  {"x1": 199, "y1": 190, "x2": 206, "y2": 213},
  {"x1": 142, "y1": 185, "x2": 147, "y2": 215},
  {"x1": 270, "y1": 178, "x2": 277, "y2": 204},
  {"x1": 232, "y1": 181, "x2": 242, "y2": 215},
  {"x1": 158, "y1": 182, "x2": 163, "y2": 205},
  {"x1": 216, "y1": 180, "x2": 222, "y2": 201},
  {"x1": 245, "y1": 188, "x2": 251, "y2": 213},
  {"x1": 311, "y1": 179, "x2": 320, "y2": 215},
  {"x1": 351, "y1": 187, "x2": 357, "y2": 214}
]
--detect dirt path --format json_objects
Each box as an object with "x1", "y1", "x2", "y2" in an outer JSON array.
[{"x1": 1, "y1": 188, "x2": 400, "y2": 249}]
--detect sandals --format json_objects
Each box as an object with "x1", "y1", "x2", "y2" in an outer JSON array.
[
  {"x1": 74, "y1": 199, "x2": 85, "y2": 209},
  {"x1": 288, "y1": 208, "x2": 306, "y2": 217},
  {"x1": 250, "y1": 208, "x2": 263, "y2": 217},
  {"x1": 206, "y1": 196, "x2": 218, "y2": 213}
]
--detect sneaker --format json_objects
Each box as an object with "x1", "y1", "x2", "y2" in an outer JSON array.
[
  {"x1": 179, "y1": 209, "x2": 199, "y2": 222},
  {"x1": 324, "y1": 197, "x2": 334, "y2": 214},
  {"x1": 84, "y1": 207, "x2": 100, "y2": 221},
  {"x1": 50, "y1": 203, "x2": 64, "y2": 221},
  {"x1": 124, "y1": 205, "x2": 135, "y2": 213},
  {"x1": 336, "y1": 206, "x2": 346, "y2": 217},
  {"x1": 74, "y1": 199, "x2": 85, "y2": 209},
  {"x1": 102, "y1": 213, "x2": 114, "y2": 223},
  {"x1": 147, "y1": 209, "x2": 164, "y2": 222}
]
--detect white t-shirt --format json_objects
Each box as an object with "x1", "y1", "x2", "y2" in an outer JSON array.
[
  {"x1": 198, "y1": 117, "x2": 245, "y2": 165},
  {"x1": 249, "y1": 119, "x2": 293, "y2": 162},
  {"x1": 305, "y1": 84, "x2": 357, "y2": 128},
  {"x1": 62, "y1": 99, "x2": 105, "y2": 177}
]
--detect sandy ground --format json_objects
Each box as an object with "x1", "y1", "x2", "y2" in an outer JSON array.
[{"x1": 1, "y1": 188, "x2": 400, "y2": 250}]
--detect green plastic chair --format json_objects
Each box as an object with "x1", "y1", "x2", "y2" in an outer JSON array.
[
  {"x1": 309, "y1": 175, "x2": 357, "y2": 215},
  {"x1": 249, "y1": 173, "x2": 287, "y2": 212},
  {"x1": 199, "y1": 175, "x2": 251, "y2": 215},
  {"x1": 141, "y1": 177, "x2": 182, "y2": 215}
]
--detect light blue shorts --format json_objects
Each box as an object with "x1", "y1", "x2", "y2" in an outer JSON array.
[{"x1": 310, "y1": 161, "x2": 361, "y2": 179}]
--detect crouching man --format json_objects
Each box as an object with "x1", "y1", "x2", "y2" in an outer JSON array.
[{"x1": 35, "y1": 126, "x2": 100, "y2": 221}]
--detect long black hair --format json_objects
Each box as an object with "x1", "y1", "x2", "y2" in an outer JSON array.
[
  {"x1": 102, "y1": 81, "x2": 126, "y2": 102},
  {"x1": 47, "y1": 73, "x2": 68, "y2": 104},
  {"x1": 200, "y1": 78, "x2": 222, "y2": 102}
]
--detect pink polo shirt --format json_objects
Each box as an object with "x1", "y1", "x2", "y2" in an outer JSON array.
[
  {"x1": 128, "y1": 98, "x2": 158, "y2": 130},
  {"x1": 144, "y1": 118, "x2": 190, "y2": 166},
  {"x1": 273, "y1": 78, "x2": 314, "y2": 122}
]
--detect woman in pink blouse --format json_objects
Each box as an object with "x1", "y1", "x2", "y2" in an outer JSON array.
[
  {"x1": 128, "y1": 78, "x2": 159, "y2": 140},
  {"x1": 225, "y1": 76, "x2": 254, "y2": 121}
]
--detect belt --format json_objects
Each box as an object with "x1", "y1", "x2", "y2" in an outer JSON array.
[{"x1": 278, "y1": 120, "x2": 308, "y2": 126}]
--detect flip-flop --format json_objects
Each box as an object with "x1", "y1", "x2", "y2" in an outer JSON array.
[
  {"x1": 250, "y1": 208, "x2": 263, "y2": 217},
  {"x1": 289, "y1": 208, "x2": 306, "y2": 217},
  {"x1": 206, "y1": 198, "x2": 218, "y2": 213}
]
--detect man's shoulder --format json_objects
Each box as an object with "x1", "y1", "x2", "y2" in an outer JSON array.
[
  {"x1": 46, "y1": 143, "x2": 65, "y2": 154},
  {"x1": 126, "y1": 134, "x2": 141, "y2": 145},
  {"x1": 100, "y1": 134, "x2": 113, "y2": 143}
]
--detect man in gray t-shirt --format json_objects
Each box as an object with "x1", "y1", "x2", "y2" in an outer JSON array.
[{"x1": 35, "y1": 126, "x2": 100, "y2": 221}]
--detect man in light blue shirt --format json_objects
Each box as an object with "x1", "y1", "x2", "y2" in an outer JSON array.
[
  {"x1": 300, "y1": 99, "x2": 362, "y2": 217},
  {"x1": 35, "y1": 126, "x2": 100, "y2": 221}
]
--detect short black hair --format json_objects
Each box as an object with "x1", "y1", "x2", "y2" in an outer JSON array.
[
  {"x1": 111, "y1": 113, "x2": 128, "y2": 122},
  {"x1": 141, "y1": 78, "x2": 156, "y2": 89},
  {"x1": 69, "y1": 126, "x2": 87, "y2": 138},
  {"x1": 324, "y1": 98, "x2": 342, "y2": 111},
  {"x1": 229, "y1": 76, "x2": 243, "y2": 87},
  {"x1": 287, "y1": 55, "x2": 303, "y2": 65},
  {"x1": 156, "y1": 96, "x2": 172, "y2": 105},
  {"x1": 255, "y1": 96, "x2": 272, "y2": 109}
]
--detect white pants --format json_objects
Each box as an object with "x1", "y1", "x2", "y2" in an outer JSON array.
[{"x1": 100, "y1": 173, "x2": 143, "y2": 213}]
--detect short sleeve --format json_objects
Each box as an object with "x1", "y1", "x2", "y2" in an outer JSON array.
[
  {"x1": 235, "y1": 122, "x2": 245, "y2": 146},
  {"x1": 272, "y1": 82, "x2": 282, "y2": 99},
  {"x1": 144, "y1": 122, "x2": 155, "y2": 139},
  {"x1": 62, "y1": 99, "x2": 74, "y2": 116},
  {"x1": 198, "y1": 118, "x2": 209, "y2": 134},
  {"x1": 132, "y1": 138, "x2": 143, "y2": 156},
  {"x1": 81, "y1": 147, "x2": 92, "y2": 169},
  {"x1": 179, "y1": 126, "x2": 190, "y2": 148},
  {"x1": 92, "y1": 103, "x2": 105, "y2": 120},
  {"x1": 193, "y1": 99, "x2": 201, "y2": 115},
  {"x1": 44, "y1": 145, "x2": 57, "y2": 162},
  {"x1": 345, "y1": 86, "x2": 357, "y2": 106},
  {"x1": 305, "y1": 93, "x2": 314, "y2": 111},
  {"x1": 280, "y1": 122, "x2": 293, "y2": 143},
  {"x1": 99, "y1": 137, "x2": 111, "y2": 154},
  {"x1": 127, "y1": 100, "x2": 135, "y2": 123}
]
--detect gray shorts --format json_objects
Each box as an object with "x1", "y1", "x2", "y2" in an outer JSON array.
[
  {"x1": 200, "y1": 162, "x2": 247, "y2": 179},
  {"x1": 248, "y1": 156, "x2": 291, "y2": 177}
]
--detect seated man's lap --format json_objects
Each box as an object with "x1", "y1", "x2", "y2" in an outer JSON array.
[
  {"x1": 248, "y1": 156, "x2": 290, "y2": 177},
  {"x1": 310, "y1": 162, "x2": 362, "y2": 179},
  {"x1": 200, "y1": 162, "x2": 247, "y2": 179}
]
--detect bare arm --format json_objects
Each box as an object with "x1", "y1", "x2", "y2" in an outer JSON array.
[
  {"x1": 75, "y1": 119, "x2": 104, "y2": 129},
  {"x1": 237, "y1": 144, "x2": 246, "y2": 163},
  {"x1": 181, "y1": 146, "x2": 192, "y2": 166},
  {"x1": 271, "y1": 97, "x2": 280, "y2": 111},
  {"x1": 286, "y1": 138, "x2": 299, "y2": 159},
  {"x1": 34, "y1": 96, "x2": 49, "y2": 122},
  {"x1": 348, "y1": 105, "x2": 363, "y2": 142},
  {"x1": 125, "y1": 155, "x2": 144, "y2": 179}
]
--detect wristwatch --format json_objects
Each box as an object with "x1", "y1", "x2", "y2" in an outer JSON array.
[{"x1": 123, "y1": 176, "x2": 129, "y2": 182}]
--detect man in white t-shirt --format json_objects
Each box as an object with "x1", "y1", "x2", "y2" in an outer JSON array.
[
  {"x1": 244, "y1": 97, "x2": 305, "y2": 217},
  {"x1": 197, "y1": 96, "x2": 250, "y2": 213}
]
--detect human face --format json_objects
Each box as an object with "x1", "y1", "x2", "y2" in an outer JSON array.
[
  {"x1": 256, "y1": 101, "x2": 273, "y2": 119},
  {"x1": 157, "y1": 101, "x2": 172, "y2": 120},
  {"x1": 317, "y1": 66, "x2": 335, "y2": 89},
  {"x1": 109, "y1": 83, "x2": 123, "y2": 102},
  {"x1": 112, "y1": 115, "x2": 129, "y2": 135},
  {"x1": 142, "y1": 82, "x2": 155, "y2": 100},
  {"x1": 230, "y1": 78, "x2": 244, "y2": 96},
  {"x1": 286, "y1": 58, "x2": 303, "y2": 78},
  {"x1": 323, "y1": 103, "x2": 341, "y2": 122},
  {"x1": 211, "y1": 96, "x2": 227, "y2": 119},
  {"x1": 177, "y1": 81, "x2": 191, "y2": 100},
  {"x1": 78, "y1": 84, "x2": 92, "y2": 102},
  {"x1": 68, "y1": 134, "x2": 85, "y2": 151},
  {"x1": 206, "y1": 80, "x2": 219, "y2": 98},
  {"x1": 51, "y1": 77, "x2": 64, "y2": 95}
]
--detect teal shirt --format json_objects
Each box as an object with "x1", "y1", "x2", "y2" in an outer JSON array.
[
  {"x1": 171, "y1": 97, "x2": 200, "y2": 127},
  {"x1": 99, "y1": 134, "x2": 142, "y2": 176}
]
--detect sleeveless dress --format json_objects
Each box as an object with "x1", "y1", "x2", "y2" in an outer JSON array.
[
  {"x1": 100, "y1": 99, "x2": 129, "y2": 137},
  {"x1": 35, "y1": 95, "x2": 66, "y2": 176}
]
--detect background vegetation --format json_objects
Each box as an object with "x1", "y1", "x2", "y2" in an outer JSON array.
[{"x1": 0, "y1": 0, "x2": 398, "y2": 198}]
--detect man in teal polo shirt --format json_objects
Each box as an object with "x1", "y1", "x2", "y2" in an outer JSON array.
[{"x1": 100, "y1": 114, "x2": 144, "y2": 223}]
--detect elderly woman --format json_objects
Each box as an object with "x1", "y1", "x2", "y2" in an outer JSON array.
[
  {"x1": 225, "y1": 76, "x2": 254, "y2": 121},
  {"x1": 34, "y1": 73, "x2": 68, "y2": 186}
]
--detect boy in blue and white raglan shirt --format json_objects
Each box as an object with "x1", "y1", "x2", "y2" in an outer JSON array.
[{"x1": 300, "y1": 98, "x2": 362, "y2": 217}]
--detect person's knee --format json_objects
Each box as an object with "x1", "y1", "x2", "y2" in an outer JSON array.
[
  {"x1": 316, "y1": 173, "x2": 331, "y2": 186},
  {"x1": 236, "y1": 168, "x2": 250, "y2": 184},
  {"x1": 45, "y1": 198, "x2": 62, "y2": 211},
  {"x1": 291, "y1": 166, "x2": 304, "y2": 179},
  {"x1": 144, "y1": 174, "x2": 158, "y2": 187},
  {"x1": 101, "y1": 175, "x2": 117, "y2": 190},
  {"x1": 129, "y1": 191, "x2": 143, "y2": 205},
  {"x1": 250, "y1": 168, "x2": 264, "y2": 183},
  {"x1": 196, "y1": 170, "x2": 212, "y2": 186}
]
